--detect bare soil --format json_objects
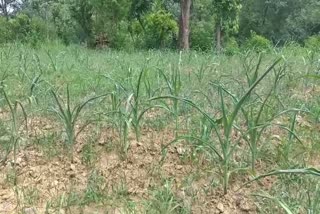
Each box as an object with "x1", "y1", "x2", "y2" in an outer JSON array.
[{"x1": 0, "y1": 116, "x2": 272, "y2": 214}]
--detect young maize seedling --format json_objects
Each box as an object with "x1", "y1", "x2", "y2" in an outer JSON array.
[
  {"x1": 158, "y1": 66, "x2": 182, "y2": 137},
  {"x1": 153, "y1": 58, "x2": 282, "y2": 194},
  {"x1": 1, "y1": 88, "x2": 27, "y2": 185},
  {"x1": 1, "y1": 87, "x2": 27, "y2": 211},
  {"x1": 51, "y1": 86, "x2": 107, "y2": 162},
  {"x1": 105, "y1": 68, "x2": 160, "y2": 143},
  {"x1": 217, "y1": 54, "x2": 286, "y2": 173}
]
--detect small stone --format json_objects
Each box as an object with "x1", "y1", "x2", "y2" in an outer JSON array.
[
  {"x1": 176, "y1": 147, "x2": 185, "y2": 155},
  {"x1": 23, "y1": 207, "x2": 37, "y2": 214},
  {"x1": 98, "y1": 140, "x2": 106, "y2": 145},
  {"x1": 73, "y1": 157, "x2": 80, "y2": 164},
  {"x1": 53, "y1": 180, "x2": 59, "y2": 186},
  {"x1": 271, "y1": 135, "x2": 281, "y2": 141},
  {"x1": 15, "y1": 157, "x2": 23, "y2": 165},
  {"x1": 70, "y1": 164, "x2": 75, "y2": 171},
  {"x1": 239, "y1": 201, "x2": 251, "y2": 211},
  {"x1": 36, "y1": 153, "x2": 43, "y2": 158},
  {"x1": 58, "y1": 209, "x2": 65, "y2": 214},
  {"x1": 175, "y1": 165, "x2": 183, "y2": 170},
  {"x1": 217, "y1": 202, "x2": 224, "y2": 212},
  {"x1": 43, "y1": 125, "x2": 52, "y2": 130},
  {"x1": 150, "y1": 151, "x2": 156, "y2": 156}
]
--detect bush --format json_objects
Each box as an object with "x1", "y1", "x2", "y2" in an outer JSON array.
[
  {"x1": 224, "y1": 37, "x2": 240, "y2": 55},
  {"x1": 109, "y1": 21, "x2": 134, "y2": 50},
  {"x1": 144, "y1": 10, "x2": 178, "y2": 49},
  {"x1": 304, "y1": 35, "x2": 320, "y2": 51},
  {"x1": 5, "y1": 14, "x2": 55, "y2": 47},
  {"x1": 0, "y1": 17, "x2": 13, "y2": 44},
  {"x1": 10, "y1": 13, "x2": 31, "y2": 41},
  {"x1": 244, "y1": 32, "x2": 272, "y2": 52},
  {"x1": 27, "y1": 17, "x2": 56, "y2": 47},
  {"x1": 190, "y1": 21, "x2": 213, "y2": 51},
  {"x1": 129, "y1": 20, "x2": 145, "y2": 49}
]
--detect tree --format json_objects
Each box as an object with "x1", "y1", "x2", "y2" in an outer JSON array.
[
  {"x1": 190, "y1": 0, "x2": 214, "y2": 51},
  {"x1": 239, "y1": 0, "x2": 320, "y2": 44},
  {"x1": 90, "y1": 0, "x2": 130, "y2": 46},
  {"x1": 70, "y1": 0, "x2": 93, "y2": 43},
  {"x1": 178, "y1": 0, "x2": 191, "y2": 49},
  {"x1": 130, "y1": 0, "x2": 153, "y2": 31},
  {"x1": 212, "y1": 0, "x2": 242, "y2": 52},
  {"x1": 0, "y1": 0, "x2": 20, "y2": 20},
  {"x1": 144, "y1": 9, "x2": 178, "y2": 48},
  {"x1": 284, "y1": 0, "x2": 320, "y2": 42}
]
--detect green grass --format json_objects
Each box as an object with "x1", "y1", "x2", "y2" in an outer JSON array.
[{"x1": 0, "y1": 42, "x2": 319, "y2": 213}]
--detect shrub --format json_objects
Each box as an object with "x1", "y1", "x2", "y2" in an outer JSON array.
[
  {"x1": 27, "y1": 17, "x2": 56, "y2": 47},
  {"x1": 129, "y1": 20, "x2": 145, "y2": 49},
  {"x1": 224, "y1": 37, "x2": 240, "y2": 55},
  {"x1": 190, "y1": 21, "x2": 213, "y2": 51},
  {"x1": 0, "y1": 17, "x2": 13, "y2": 44},
  {"x1": 304, "y1": 35, "x2": 320, "y2": 51},
  {"x1": 10, "y1": 13, "x2": 31, "y2": 41},
  {"x1": 6, "y1": 14, "x2": 54, "y2": 46},
  {"x1": 244, "y1": 32, "x2": 272, "y2": 52},
  {"x1": 144, "y1": 10, "x2": 178, "y2": 49},
  {"x1": 109, "y1": 21, "x2": 134, "y2": 50}
]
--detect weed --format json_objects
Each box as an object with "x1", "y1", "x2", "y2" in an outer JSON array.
[
  {"x1": 112, "y1": 179, "x2": 129, "y2": 200},
  {"x1": 33, "y1": 133, "x2": 59, "y2": 159},
  {"x1": 81, "y1": 139, "x2": 97, "y2": 167},
  {"x1": 22, "y1": 186, "x2": 40, "y2": 206},
  {"x1": 83, "y1": 170, "x2": 106, "y2": 204},
  {"x1": 144, "y1": 180, "x2": 190, "y2": 214}
]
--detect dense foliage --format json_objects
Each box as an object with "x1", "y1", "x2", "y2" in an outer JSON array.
[{"x1": 0, "y1": 0, "x2": 319, "y2": 51}]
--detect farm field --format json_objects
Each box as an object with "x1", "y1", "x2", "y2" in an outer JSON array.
[{"x1": 0, "y1": 43, "x2": 319, "y2": 214}]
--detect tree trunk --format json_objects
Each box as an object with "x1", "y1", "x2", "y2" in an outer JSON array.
[
  {"x1": 1, "y1": 0, "x2": 9, "y2": 21},
  {"x1": 179, "y1": 0, "x2": 191, "y2": 50},
  {"x1": 216, "y1": 20, "x2": 222, "y2": 53}
]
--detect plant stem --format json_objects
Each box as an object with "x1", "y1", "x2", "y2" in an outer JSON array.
[{"x1": 223, "y1": 158, "x2": 229, "y2": 195}]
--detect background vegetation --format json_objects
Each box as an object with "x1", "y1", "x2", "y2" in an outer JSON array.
[{"x1": 0, "y1": 0, "x2": 319, "y2": 51}]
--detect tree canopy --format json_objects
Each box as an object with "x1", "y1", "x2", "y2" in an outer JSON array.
[{"x1": 0, "y1": 0, "x2": 319, "y2": 51}]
